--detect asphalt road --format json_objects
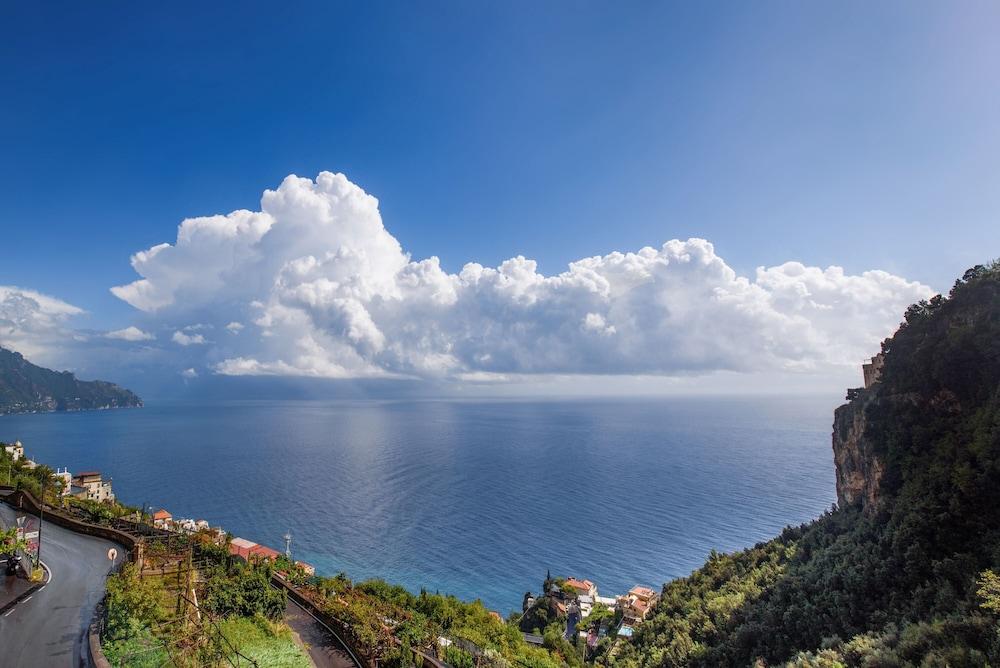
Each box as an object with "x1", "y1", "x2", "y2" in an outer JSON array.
[
  {"x1": 283, "y1": 597, "x2": 359, "y2": 668},
  {"x1": 0, "y1": 502, "x2": 122, "y2": 668}
]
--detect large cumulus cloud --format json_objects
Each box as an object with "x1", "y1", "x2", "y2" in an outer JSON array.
[
  {"x1": 110, "y1": 171, "x2": 934, "y2": 380},
  {"x1": 0, "y1": 285, "x2": 84, "y2": 361}
]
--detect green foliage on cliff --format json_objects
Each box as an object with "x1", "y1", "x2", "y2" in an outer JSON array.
[
  {"x1": 0, "y1": 345, "x2": 142, "y2": 414},
  {"x1": 608, "y1": 263, "x2": 1000, "y2": 667},
  {"x1": 102, "y1": 559, "x2": 306, "y2": 667},
  {"x1": 304, "y1": 574, "x2": 566, "y2": 668}
]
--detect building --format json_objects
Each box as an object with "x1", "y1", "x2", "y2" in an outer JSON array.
[
  {"x1": 295, "y1": 560, "x2": 316, "y2": 576},
  {"x1": 53, "y1": 468, "x2": 73, "y2": 495},
  {"x1": 229, "y1": 537, "x2": 281, "y2": 564},
  {"x1": 3, "y1": 441, "x2": 24, "y2": 462},
  {"x1": 619, "y1": 585, "x2": 659, "y2": 626},
  {"x1": 248, "y1": 543, "x2": 281, "y2": 562},
  {"x1": 152, "y1": 509, "x2": 173, "y2": 529},
  {"x1": 176, "y1": 518, "x2": 197, "y2": 533},
  {"x1": 229, "y1": 537, "x2": 257, "y2": 560},
  {"x1": 863, "y1": 353, "x2": 885, "y2": 388},
  {"x1": 629, "y1": 586, "x2": 658, "y2": 602},
  {"x1": 72, "y1": 471, "x2": 115, "y2": 502},
  {"x1": 565, "y1": 577, "x2": 598, "y2": 599}
]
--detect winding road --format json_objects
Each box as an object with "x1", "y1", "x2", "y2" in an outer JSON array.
[
  {"x1": 0, "y1": 502, "x2": 122, "y2": 668},
  {"x1": 283, "y1": 597, "x2": 359, "y2": 668}
]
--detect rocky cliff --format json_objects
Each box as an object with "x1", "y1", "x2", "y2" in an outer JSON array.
[{"x1": 832, "y1": 389, "x2": 883, "y2": 511}]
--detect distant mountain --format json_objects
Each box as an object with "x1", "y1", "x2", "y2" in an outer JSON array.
[{"x1": 0, "y1": 346, "x2": 142, "y2": 415}]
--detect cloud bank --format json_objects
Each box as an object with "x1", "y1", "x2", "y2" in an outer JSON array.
[
  {"x1": 106, "y1": 171, "x2": 934, "y2": 382},
  {"x1": 0, "y1": 285, "x2": 85, "y2": 361}
]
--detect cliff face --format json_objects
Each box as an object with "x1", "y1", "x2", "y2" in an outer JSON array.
[{"x1": 832, "y1": 390, "x2": 883, "y2": 511}]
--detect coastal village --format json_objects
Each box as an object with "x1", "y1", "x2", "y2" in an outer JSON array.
[
  {"x1": 3, "y1": 439, "x2": 316, "y2": 575},
  {"x1": 4, "y1": 437, "x2": 661, "y2": 661},
  {"x1": 518, "y1": 573, "x2": 660, "y2": 657}
]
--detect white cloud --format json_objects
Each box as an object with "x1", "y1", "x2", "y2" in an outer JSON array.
[
  {"x1": 180, "y1": 367, "x2": 198, "y2": 378},
  {"x1": 0, "y1": 285, "x2": 84, "y2": 361},
  {"x1": 110, "y1": 171, "x2": 935, "y2": 381},
  {"x1": 105, "y1": 326, "x2": 155, "y2": 342},
  {"x1": 171, "y1": 331, "x2": 205, "y2": 346}
]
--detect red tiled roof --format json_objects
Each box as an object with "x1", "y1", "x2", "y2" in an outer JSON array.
[
  {"x1": 152, "y1": 509, "x2": 172, "y2": 520},
  {"x1": 229, "y1": 542, "x2": 251, "y2": 558},
  {"x1": 565, "y1": 578, "x2": 594, "y2": 592},
  {"x1": 249, "y1": 544, "x2": 281, "y2": 560},
  {"x1": 629, "y1": 586, "x2": 656, "y2": 599}
]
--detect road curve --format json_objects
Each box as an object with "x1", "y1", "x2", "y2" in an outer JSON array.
[
  {"x1": 283, "y1": 597, "x2": 359, "y2": 668},
  {"x1": 0, "y1": 503, "x2": 122, "y2": 668}
]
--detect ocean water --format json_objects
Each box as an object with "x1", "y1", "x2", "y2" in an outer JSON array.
[{"x1": 0, "y1": 397, "x2": 838, "y2": 613}]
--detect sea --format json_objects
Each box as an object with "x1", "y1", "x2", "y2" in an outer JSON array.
[{"x1": 0, "y1": 396, "x2": 838, "y2": 613}]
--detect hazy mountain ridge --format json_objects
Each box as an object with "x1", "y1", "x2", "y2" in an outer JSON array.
[
  {"x1": 0, "y1": 346, "x2": 142, "y2": 415},
  {"x1": 608, "y1": 262, "x2": 1000, "y2": 667}
]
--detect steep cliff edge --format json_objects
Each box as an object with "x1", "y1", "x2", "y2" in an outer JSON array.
[{"x1": 831, "y1": 389, "x2": 882, "y2": 510}]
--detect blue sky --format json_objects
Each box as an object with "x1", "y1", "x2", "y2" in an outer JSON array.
[{"x1": 0, "y1": 2, "x2": 997, "y2": 393}]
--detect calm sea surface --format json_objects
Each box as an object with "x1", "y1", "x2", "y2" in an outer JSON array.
[{"x1": 0, "y1": 397, "x2": 837, "y2": 612}]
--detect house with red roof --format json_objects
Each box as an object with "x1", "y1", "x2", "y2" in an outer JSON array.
[
  {"x1": 152, "y1": 508, "x2": 173, "y2": 529},
  {"x1": 565, "y1": 577, "x2": 598, "y2": 598}
]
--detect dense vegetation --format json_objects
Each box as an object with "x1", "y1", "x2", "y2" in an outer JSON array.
[
  {"x1": 0, "y1": 444, "x2": 60, "y2": 500},
  {"x1": 102, "y1": 556, "x2": 309, "y2": 667},
  {"x1": 300, "y1": 573, "x2": 571, "y2": 668},
  {"x1": 608, "y1": 262, "x2": 1000, "y2": 667},
  {"x1": 0, "y1": 345, "x2": 141, "y2": 414}
]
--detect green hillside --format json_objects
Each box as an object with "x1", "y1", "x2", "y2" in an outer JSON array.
[
  {"x1": 0, "y1": 346, "x2": 142, "y2": 415},
  {"x1": 606, "y1": 262, "x2": 1000, "y2": 667}
]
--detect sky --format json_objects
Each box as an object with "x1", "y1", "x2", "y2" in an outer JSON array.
[{"x1": 1, "y1": 2, "x2": 998, "y2": 397}]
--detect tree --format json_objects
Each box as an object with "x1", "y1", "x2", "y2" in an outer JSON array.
[
  {"x1": 978, "y1": 570, "x2": 1000, "y2": 614},
  {"x1": 1, "y1": 525, "x2": 27, "y2": 555}
]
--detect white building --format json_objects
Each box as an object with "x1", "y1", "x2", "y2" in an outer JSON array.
[
  {"x1": 54, "y1": 468, "x2": 73, "y2": 495},
  {"x1": 3, "y1": 441, "x2": 24, "y2": 462}
]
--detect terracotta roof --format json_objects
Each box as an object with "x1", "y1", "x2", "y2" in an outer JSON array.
[
  {"x1": 249, "y1": 544, "x2": 281, "y2": 560},
  {"x1": 228, "y1": 542, "x2": 251, "y2": 557},
  {"x1": 152, "y1": 509, "x2": 172, "y2": 520},
  {"x1": 565, "y1": 578, "x2": 595, "y2": 592},
  {"x1": 629, "y1": 586, "x2": 657, "y2": 599},
  {"x1": 75, "y1": 471, "x2": 101, "y2": 478}
]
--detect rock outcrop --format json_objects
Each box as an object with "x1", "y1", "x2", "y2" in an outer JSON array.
[{"x1": 832, "y1": 389, "x2": 883, "y2": 512}]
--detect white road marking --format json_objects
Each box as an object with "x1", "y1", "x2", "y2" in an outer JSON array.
[
  {"x1": 3, "y1": 609, "x2": 12, "y2": 617},
  {"x1": 22, "y1": 596, "x2": 32, "y2": 603}
]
